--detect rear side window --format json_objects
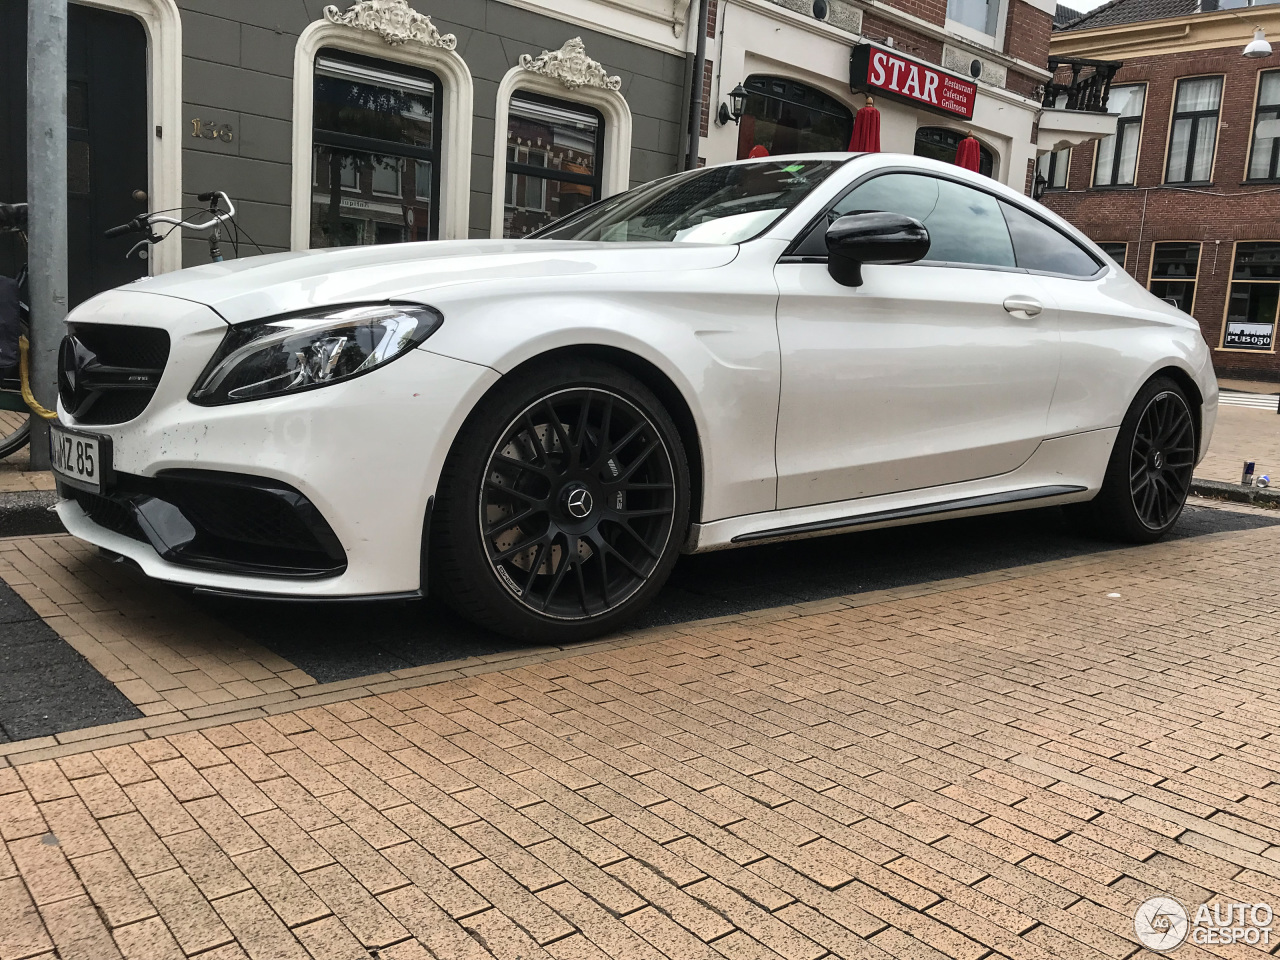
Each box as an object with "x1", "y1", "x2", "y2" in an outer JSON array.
[
  {"x1": 806, "y1": 172, "x2": 1017, "y2": 270},
  {"x1": 999, "y1": 201, "x2": 1101, "y2": 278}
]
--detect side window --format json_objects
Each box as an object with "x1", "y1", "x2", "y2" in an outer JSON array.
[
  {"x1": 999, "y1": 201, "x2": 1101, "y2": 278},
  {"x1": 815, "y1": 173, "x2": 1016, "y2": 269}
]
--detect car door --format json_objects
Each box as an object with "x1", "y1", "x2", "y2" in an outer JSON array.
[{"x1": 774, "y1": 171, "x2": 1062, "y2": 510}]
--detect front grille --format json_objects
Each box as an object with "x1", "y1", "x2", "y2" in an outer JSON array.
[
  {"x1": 67, "y1": 487, "x2": 146, "y2": 541},
  {"x1": 60, "y1": 324, "x2": 170, "y2": 425},
  {"x1": 64, "y1": 470, "x2": 346, "y2": 579},
  {"x1": 177, "y1": 485, "x2": 326, "y2": 553}
]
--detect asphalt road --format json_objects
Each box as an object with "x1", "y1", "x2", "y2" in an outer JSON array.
[{"x1": 200, "y1": 500, "x2": 1280, "y2": 684}]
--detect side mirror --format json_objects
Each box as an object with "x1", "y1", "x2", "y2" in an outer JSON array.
[{"x1": 825, "y1": 211, "x2": 930, "y2": 287}]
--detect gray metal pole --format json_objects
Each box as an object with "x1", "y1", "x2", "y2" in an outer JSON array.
[
  {"x1": 26, "y1": 0, "x2": 68, "y2": 469},
  {"x1": 685, "y1": 0, "x2": 711, "y2": 170}
]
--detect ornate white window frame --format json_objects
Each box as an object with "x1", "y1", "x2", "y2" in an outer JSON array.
[
  {"x1": 291, "y1": 3, "x2": 474, "y2": 248},
  {"x1": 74, "y1": 0, "x2": 182, "y2": 274},
  {"x1": 490, "y1": 39, "x2": 633, "y2": 239}
]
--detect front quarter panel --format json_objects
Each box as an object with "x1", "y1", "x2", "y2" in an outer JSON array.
[{"x1": 418, "y1": 241, "x2": 790, "y2": 522}]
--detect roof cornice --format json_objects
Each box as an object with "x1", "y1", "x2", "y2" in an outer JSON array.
[{"x1": 1051, "y1": 6, "x2": 1280, "y2": 59}]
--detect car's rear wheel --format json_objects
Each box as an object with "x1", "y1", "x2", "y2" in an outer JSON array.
[
  {"x1": 431, "y1": 359, "x2": 690, "y2": 643},
  {"x1": 1077, "y1": 376, "x2": 1196, "y2": 543}
]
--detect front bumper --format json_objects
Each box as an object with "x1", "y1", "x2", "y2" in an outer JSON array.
[{"x1": 57, "y1": 289, "x2": 500, "y2": 598}]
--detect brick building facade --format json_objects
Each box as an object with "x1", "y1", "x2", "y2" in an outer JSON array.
[{"x1": 1043, "y1": 1, "x2": 1280, "y2": 381}]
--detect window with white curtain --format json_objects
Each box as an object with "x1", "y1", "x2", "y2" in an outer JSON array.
[
  {"x1": 1093, "y1": 84, "x2": 1145, "y2": 186},
  {"x1": 947, "y1": 0, "x2": 1001, "y2": 36},
  {"x1": 1165, "y1": 76, "x2": 1223, "y2": 184},
  {"x1": 1248, "y1": 70, "x2": 1280, "y2": 181}
]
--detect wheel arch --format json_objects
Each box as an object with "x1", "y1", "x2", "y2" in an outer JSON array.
[{"x1": 1150, "y1": 363, "x2": 1204, "y2": 448}]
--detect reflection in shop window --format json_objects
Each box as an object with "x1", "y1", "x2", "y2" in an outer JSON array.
[
  {"x1": 1097, "y1": 241, "x2": 1128, "y2": 272},
  {"x1": 736, "y1": 76, "x2": 853, "y2": 160},
  {"x1": 1148, "y1": 241, "x2": 1201, "y2": 314},
  {"x1": 503, "y1": 93, "x2": 602, "y2": 239},
  {"x1": 310, "y1": 51, "x2": 441, "y2": 247},
  {"x1": 1224, "y1": 241, "x2": 1280, "y2": 351}
]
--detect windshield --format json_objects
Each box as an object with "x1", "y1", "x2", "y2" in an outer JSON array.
[{"x1": 530, "y1": 159, "x2": 846, "y2": 244}]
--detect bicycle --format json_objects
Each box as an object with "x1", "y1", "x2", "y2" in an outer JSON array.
[{"x1": 0, "y1": 201, "x2": 31, "y2": 459}]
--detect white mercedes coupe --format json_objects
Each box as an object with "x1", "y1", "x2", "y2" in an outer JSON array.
[{"x1": 53, "y1": 154, "x2": 1217, "y2": 642}]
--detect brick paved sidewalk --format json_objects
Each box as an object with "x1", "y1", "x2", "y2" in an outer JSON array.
[
  {"x1": 4, "y1": 518, "x2": 1280, "y2": 959},
  {"x1": 1200, "y1": 405, "x2": 1280, "y2": 486}
]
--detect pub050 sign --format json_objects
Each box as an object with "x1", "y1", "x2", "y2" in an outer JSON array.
[{"x1": 1223, "y1": 319, "x2": 1275, "y2": 350}]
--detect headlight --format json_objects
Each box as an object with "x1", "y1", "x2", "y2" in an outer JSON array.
[{"x1": 190, "y1": 303, "x2": 442, "y2": 405}]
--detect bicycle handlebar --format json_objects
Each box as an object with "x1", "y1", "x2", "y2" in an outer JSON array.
[
  {"x1": 104, "y1": 217, "x2": 146, "y2": 239},
  {"x1": 104, "y1": 191, "x2": 236, "y2": 240}
]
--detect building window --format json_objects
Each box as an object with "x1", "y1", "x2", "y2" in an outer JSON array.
[
  {"x1": 1093, "y1": 85, "x2": 1145, "y2": 186},
  {"x1": 503, "y1": 93, "x2": 603, "y2": 239},
  {"x1": 736, "y1": 76, "x2": 853, "y2": 160},
  {"x1": 1248, "y1": 71, "x2": 1280, "y2": 181},
  {"x1": 1148, "y1": 242, "x2": 1201, "y2": 313},
  {"x1": 1223, "y1": 241, "x2": 1280, "y2": 351},
  {"x1": 915, "y1": 128, "x2": 994, "y2": 177},
  {"x1": 1098, "y1": 241, "x2": 1127, "y2": 271},
  {"x1": 310, "y1": 51, "x2": 441, "y2": 248},
  {"x1": 947, "y1": 0, "x2": 1000, "y2": 35},
  {"x1": 1165, "y1": 77, "x2": 1222, "y2": 184},
  {"x1": 1037, "y1": 148, "x2": 1070, "y2": 191}
]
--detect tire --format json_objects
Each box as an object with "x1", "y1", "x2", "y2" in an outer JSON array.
[
  {"x1": 430, "y1": 358, "x2": 691, "y2": 643},
  {"x1": 1074, "y1": 375, "x2": 1197, "y2": 543}
]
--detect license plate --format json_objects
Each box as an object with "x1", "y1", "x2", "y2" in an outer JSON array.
[{"x1": 50, "y1": 427, "x2": 110, "y2": 494}]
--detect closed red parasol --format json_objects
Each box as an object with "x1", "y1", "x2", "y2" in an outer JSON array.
[
  {"x1": 955, "y1": 135, "x2": 982, "y2": 172},
  {"x1": 848, "y1": 96, "x2": 881, "y2": 152}
]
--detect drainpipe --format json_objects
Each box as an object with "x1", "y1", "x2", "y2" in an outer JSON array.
[
  {"x1": 26, "y1": 0, "x2": 68, "y2": 469},
  {"x1": 685, "y1": 0, "x2": 711, "y2": 170}
]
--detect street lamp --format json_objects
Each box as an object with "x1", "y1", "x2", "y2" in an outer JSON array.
[
  {"x1": 717, "y1": 83, "x2": 748, "y2": 126},
  {"x1": 1245, "y1": 26, "x2": 1273, "y2": 58}
]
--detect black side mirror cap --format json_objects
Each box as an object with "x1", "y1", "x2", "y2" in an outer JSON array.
[{"x1": 825, "y1": 211, "x2": 930, "y2": 287}]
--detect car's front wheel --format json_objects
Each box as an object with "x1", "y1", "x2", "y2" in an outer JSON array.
[
  {"x1": 431, "y1": 359, "x2": 690, "y2": 643},
  {"x1": 1078, "y1": 375, "x2": 1197, "y2": 543}
]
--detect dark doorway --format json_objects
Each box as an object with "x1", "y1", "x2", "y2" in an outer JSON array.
[{"x1": 1, "y1": 1, "x2": 149, "y2": 308}]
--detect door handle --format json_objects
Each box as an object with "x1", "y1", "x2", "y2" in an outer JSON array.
[{"x1": 1003, "y1": 295, "x2": 1043, "y2": 319}]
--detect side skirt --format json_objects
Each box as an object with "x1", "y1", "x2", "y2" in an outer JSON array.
[{"x1": 730, "y1": 484, "x2": 1088, "y2": 545}]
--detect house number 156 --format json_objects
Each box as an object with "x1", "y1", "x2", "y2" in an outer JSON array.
[{"x1": 191, "y1": 118, "x2": 234, "y2": 142}]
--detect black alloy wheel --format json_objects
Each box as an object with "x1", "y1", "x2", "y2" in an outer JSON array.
[
  {"x1": 481, "y1": 387, "x2": 676, "y2": 619},
  {"x1": 1072, "y1": 375, "x2": 1197, "y2": 543},
  {"x1": 1129, "y1": 389, "x2": 1196, "y2": 531},
  {"x1": 431, "y1": 360, "x2": 690, "y2": 642}
]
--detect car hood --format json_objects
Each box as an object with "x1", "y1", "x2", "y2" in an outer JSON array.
[{"x1": 118, "y1": 240, "x2": 740, "y2": 325}]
